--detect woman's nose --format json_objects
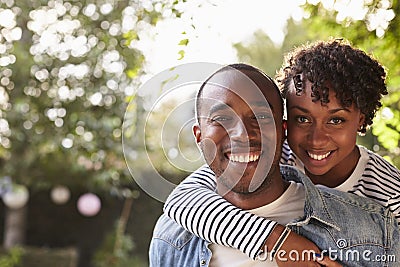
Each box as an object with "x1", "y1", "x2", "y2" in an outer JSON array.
[{"x1": 307, "y1": 124, "x2": 329, "y2": 147}]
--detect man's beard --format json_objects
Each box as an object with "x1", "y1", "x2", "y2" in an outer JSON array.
[{"x1": 216, "y1": 165, "x2": 274, "y2": 195}]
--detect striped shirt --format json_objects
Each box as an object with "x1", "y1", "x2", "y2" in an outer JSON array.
[{"x1": 163, "y1": 140, "x2": 400, "y2": 259}]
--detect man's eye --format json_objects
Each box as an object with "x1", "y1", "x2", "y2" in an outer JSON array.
[
  {"x1": 210, "y1": 116, "x2": 232, "y2": 125},
  {"x1": 255, "y1": 114, "x2": 273, "y2": 121},
  {"x1": 295, "y1": 116, "x2": 309, "y2": 123},
  {"x1": 211, "y1": 116, "x2": 228, "y2": 122}
]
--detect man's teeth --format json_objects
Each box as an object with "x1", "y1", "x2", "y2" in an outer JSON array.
[
  {"x1": 229, "y1": 154, "x2": 260, "y2": 163},
  {"x1": 308, "y1": 151, "x2": 331, "y2": 161}
]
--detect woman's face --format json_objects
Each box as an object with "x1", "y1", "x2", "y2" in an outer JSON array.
[{"x1": 285, "y1": 79, "x2": 365, "y2": 185}]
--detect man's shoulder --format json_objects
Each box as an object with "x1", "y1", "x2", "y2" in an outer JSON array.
[
  {"x1": 188, "y1": 164, "x2": 215, "y2": 178},
  {"x1": 152, "y1": 214, "x2": 196, "y2": 249},
  {"x1": 150, "y1": 215, "x2": 207, "y2": 266}
]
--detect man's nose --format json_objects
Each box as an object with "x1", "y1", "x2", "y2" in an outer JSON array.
[{"x1": 230, "y1": 119, "x2": 258, "y2": 142}]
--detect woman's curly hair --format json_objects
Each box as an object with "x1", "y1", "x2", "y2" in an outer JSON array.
[{"x1": 275, "y1": 39, "x2": 388, "y2": 134}]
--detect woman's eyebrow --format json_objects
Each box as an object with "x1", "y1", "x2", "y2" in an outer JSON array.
[
  {"x1": 289, "y1": 105, "x2": 351, "y2": 113},
  {"x1": 288, "y1": 105, "x2": 309, "y2": 113},
  {"x1": 328, "y1": 107, "x2": 351, "y2": 114}
]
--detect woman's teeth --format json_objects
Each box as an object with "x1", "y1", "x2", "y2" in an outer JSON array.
[{"x1": 307, "y1": 151, "x2": 331, "y2": 161}]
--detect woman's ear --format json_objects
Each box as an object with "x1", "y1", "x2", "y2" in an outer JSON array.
[
  {"x1": 193, "y1": 123, "x2": 201, "y2": 144},
  {"x1": 359, "y1": 113, "x2": 366, "y2": 128},
  {"x1": 357, "y1": 113, "x2": 366, "y2": 135}
]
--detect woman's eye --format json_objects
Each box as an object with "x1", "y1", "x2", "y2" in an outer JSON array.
[{"x1": 329, "y1": 118, "x2": 345, "y2": 124}]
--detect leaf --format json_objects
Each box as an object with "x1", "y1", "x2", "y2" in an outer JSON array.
[
  {"x1": 178, "y1": 38, "x2": 189, "y2": 46},
  {"x1": 177, "y1": 50, "x2": 185, "y2": 60}
]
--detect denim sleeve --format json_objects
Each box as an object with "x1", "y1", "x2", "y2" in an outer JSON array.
[
  {"x1": 163, "y1": 165, "x2": 277, "y2": 259},
  {"x1": 387, "y1": 214, "x2": 400, "y2": 266},
  {"x1": 148, "y1": 237, "x2": 160, "y2": 267},
  {"x1": 388, "y1": 193, "x2": 400, "y2": 225}
]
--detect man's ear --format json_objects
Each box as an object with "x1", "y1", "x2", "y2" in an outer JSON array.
[{"x1": 193, "y1": 123, "x2": 201, "y2": 144}]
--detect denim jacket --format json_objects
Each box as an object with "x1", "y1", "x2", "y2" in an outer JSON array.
[{"x1": 149, "y1": 165, "x2": 400, "y2": 267}]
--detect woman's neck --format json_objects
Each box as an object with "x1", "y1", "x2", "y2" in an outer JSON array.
[{"x1": 306, "y1": 146, "x2": 360, "y2": 188}]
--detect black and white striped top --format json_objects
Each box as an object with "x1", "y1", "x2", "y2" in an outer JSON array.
[{"x1": 163, "y1": 141, "x2": 400, "y2": 260}]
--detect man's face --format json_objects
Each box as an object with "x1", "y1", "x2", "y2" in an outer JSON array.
[{"x1": 194, "y1": 69, "x2": 283, "y2": 195}]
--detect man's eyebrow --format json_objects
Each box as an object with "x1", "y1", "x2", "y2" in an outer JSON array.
[
  {"x1": 208, "y1": 103, "x2": 230, "y2": 116},
  {"x1": 289, "y1": 105, "x2": 351, "y2": 113},
  {"x1": 208, "y1": 101, "x2": 273, "y2": 116},
  {"x1": 252, "y1": 101, "x2": 273, "y2": 110}
]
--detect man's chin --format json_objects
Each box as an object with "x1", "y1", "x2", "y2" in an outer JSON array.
[
  {"x1": 227, "y1": 182, "x2": 266, "y2": 195},
  {"x1": 218, "y1": 173, "x2": 256, "y2": 193},
  {"x1": 218, "y1": 183, "x2": 252, "y2": 196}
]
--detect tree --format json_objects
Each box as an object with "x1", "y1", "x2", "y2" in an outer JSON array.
[
  {"x1": 0, "y1": 0, "x2": 186, "y2": 248},
  {"x1": 234, "y1": 18, "x2": 313, "y2": 78},
  {"x1": 234, "y1": 30, "x2": 283, "y2": 77}
]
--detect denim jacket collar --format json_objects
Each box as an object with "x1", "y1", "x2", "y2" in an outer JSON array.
[{"x1": 280, "y1": 165, "x2": 341, "y2": 231}]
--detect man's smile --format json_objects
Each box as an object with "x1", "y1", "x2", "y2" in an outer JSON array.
[{"x1": 225, "y1": 151, "x2": 262, "y2": 163}]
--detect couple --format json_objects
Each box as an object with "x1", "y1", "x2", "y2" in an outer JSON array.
[{"x1": 149, "y1": 39, "x2": 400, "y2": 266}]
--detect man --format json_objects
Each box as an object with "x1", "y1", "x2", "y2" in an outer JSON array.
[{"x1": 149, "y1": 64, "x2": 399, "y2": 266}]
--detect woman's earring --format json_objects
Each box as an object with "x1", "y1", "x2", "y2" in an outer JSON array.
[{"x1": 358, "y1": 125, "x2": 366, "y2": 136}]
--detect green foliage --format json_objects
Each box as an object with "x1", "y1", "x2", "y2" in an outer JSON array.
[
  {"x1": 144, "y1": 94, "x2": 199, "y2": 182},
  {"x1": 0, "y1": 247, "x2": 24, "y2": 267},
  {"x1": 178, "y1": 38, "x2": 189, "y2": 46},
  {"x1": 92, "y1": 224, "x2": 145, "y2": 267},
  {"x1": 177, "y1": 49, "x2": 185, "y2": 60},
  {"x1": 234, "y1": 30, "x2": 283, "y2": 77},
  {"x1": 0, "y1": 0, "x2": 186, "y2": 193},
  {"x1": 234, "y1": 19, "x2": 313, "y2": 77},
  {"x1": 373, "y1": 91, "x2": 400, "y2": 154}
]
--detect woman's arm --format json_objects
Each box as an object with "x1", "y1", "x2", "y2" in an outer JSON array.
[{"x1": 163, "y1": 165, "x2": 276, "y2": 259}]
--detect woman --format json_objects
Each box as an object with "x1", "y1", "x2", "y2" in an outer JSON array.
[{"x1": 163, "y1": 39, "x2": 400, "y2": 264}]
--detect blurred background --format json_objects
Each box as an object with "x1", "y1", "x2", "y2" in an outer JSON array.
[{"x1": 0, "y1": 0, "x2": 399, "y2": 266}]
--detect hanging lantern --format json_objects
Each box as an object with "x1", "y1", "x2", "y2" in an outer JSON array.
[
  {"x1": 2, "y1": 184, "x2": 29, "y2": 209},
  {"x1": 77, "y1": 193, "x2": 101, "y2": 217},
  {"x1": 50, "y1": 185, "x2": 71, "y2": 205}
]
